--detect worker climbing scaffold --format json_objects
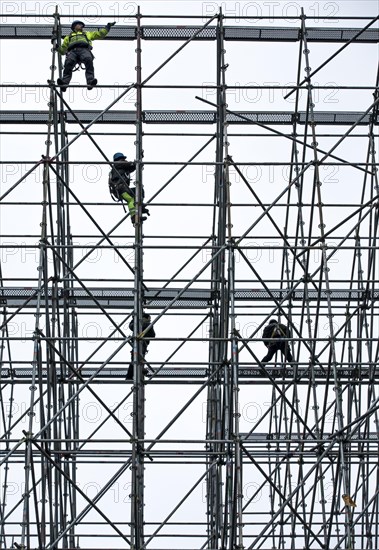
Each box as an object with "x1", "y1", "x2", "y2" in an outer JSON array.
[
  {"x1": 108, "y1": 152, "x2": 150, "y2": 226},
  {"x1": 126, "y1": 313, "x2": 156, "y2": 380},
  {"x1": 55, "y1": 20, "x2": 116, "y2": 91}
]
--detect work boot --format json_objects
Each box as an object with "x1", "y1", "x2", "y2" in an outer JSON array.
[
  {"x1": 131, "y1": 214, "x2": 147, "y2": 226},
  {"x1": 87, "y1": 78, "x2": 98, "y2": 91},
  {"x1": 126, "y1": 363, "x2": 133, "y2": 380},
  {"x1": 143, "y1": 367, "x2": 154, "y2": 378},
  {"x1": 57, "y1": 78, "x2": 67, "y2": 92},
  {"x1": 126, "y1": 365, "x2": 153, "y2": 379}
]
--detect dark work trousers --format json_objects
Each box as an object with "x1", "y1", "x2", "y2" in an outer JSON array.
[
  {"x1": 126, "y1": 341, "x2": 149, "y2": 380},
  {"x1": 262, "y1": 342, "x2": 293, "y2": 363},
  {"x1": 61, "y1": 47, "x2": 95, "y2": 85}
]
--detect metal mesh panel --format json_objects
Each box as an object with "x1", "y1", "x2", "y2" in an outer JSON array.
[
  {"x1": 235, "y1": 289, "x2": 289, "y2": 300},
  {"x1": 83, "y1": 289, "x2": 134, "y2": 298},
  {"x1": 101, "y1": 111, "x2": 137, "y2": 123},
  {"x1": 242, "y1": 431, "x2": 379, "y2": 441},
  {"x1": 0, "y1": 112, "x2": 52, "y2": 123},
  {"x1": 65, "y1": 111, "x2": 136, "y2": 124},
  {"x1": 0, "y1": 110, "x2": 377, "y2": 125},
  {"x1": 146, "y1": 289, "x2": 212, "y2": 298},
  {"x1": 146, "y1": 299, "x2": 209, "y2": 308},
  {"x1": 242, "y1": 432, "x2": 335, "y2": 441},
  {"x1": 1, "y1": 25, "x2": 378, "y2": 42},
  {"x1": 3, "y1": 288, "x2": 40, "y2": 297},
  {"x1": 224, "y1": 27, "x2": 262, "y2": 40},
  {"x1": 2, "y1": 365, "x2": 376, "y2": 380},
  {"x1": 260, "y1": 112, "x2": 293, "y2": 123},
  {"x1": 313, "y1": 112, "x2": 337, "y2": 123},
  {"x1": 342, "y1": 28, "x2": 379, "y2": 42},
  {"x1": 143, "y1": 110, "x2": 216, "y2": 124},
  {"x1": 157, "y1": 368, "x2": 209, "y2": 377},
  {"x1": 142, "y1": 26, "x2": 216, "y2": 40},
  {"x1": 303, "y1": 289, "x2": 363, "y2": 300},
  {"x1": 1, "y1": 287, "x2": 376, "y2": 307},
  {"x1": 29, "y1": 111, "x2": 51, "y2": 122},
  {"x1": 235, "y1": 288, "x2": 379, "y2": 301},
  {"x1": 101, "y1": 26, "x2": 136, "y2": 39},
  {"x1": 306, "y1": 27, "x2": 379, "y2": 42},
  {"x1": 0, "y1": 113, "x2": 25, "y2": 122},
  {"x1": 297, "y1": 111, "x2": 371, "y2": 125},
  {"x1": 0, "y1": 25, "x2": 16, "y2": 37},
  {"x1": 306, "y1": 28, "x2": 344, "y2": 41},
  {"x1": 227, "y1": 112, "x2": 259, "y2": 123},
  {"x1": 67, "y1": 288, "x2": 213, "y2": 308},
  {"x1": 153, "y1": 25, "x2": 379, "y2": 42},
  {"x1": 65, "y1": 111, "x2": 91, "y2": 123},
  {"x1": 260, "y1": 27, "x2": 299, "y2": 41},
  {"x1": 0, "y1": 24, "x2": 134, "y2": 39},
  {"x1": 78, "y1": 368, "x2": 129, "y2": 377},
  {"x1": 298, "y1": 112, "x2": 334, "y2": 124},
  {"x1": 227, "y1": 112, "x2": 294, "y2": 124},
  {"x1": 16, "y1": 26, "x2": 52, "y2": 37},
  {"x1": 237, "y1": 366, "x2": 378, "y2": 379},
  {"x1": 334, "y1": 112, "x2": 371, "y2": 124},
  {"x1": 145, "y1": 288, "x2": 212, "y2": 308}
]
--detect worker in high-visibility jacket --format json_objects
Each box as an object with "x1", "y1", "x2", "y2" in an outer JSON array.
[{"x1": 56, "y1": 20, "x2": 115, "y2": 91}]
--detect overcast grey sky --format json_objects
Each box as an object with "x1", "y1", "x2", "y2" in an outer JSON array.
[{"x1": 0, "y1": 1, "x2": 378, "y2": 548}]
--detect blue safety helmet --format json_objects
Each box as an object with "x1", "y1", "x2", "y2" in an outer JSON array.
[
  {"x1": 113, "y1": 152, "x2": 126, "y2": 161},
  {"x1": 71, "y1": 20, "x2": 85, "y2": 30}
]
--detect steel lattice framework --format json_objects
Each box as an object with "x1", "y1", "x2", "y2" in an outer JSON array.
[{"x1": 0, "y1": 5, "x2": 378, "y2": 550}]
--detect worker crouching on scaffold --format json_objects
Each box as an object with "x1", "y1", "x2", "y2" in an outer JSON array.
[
  {"x1": 55, "y1": 20, "x2": 116, "y2": 91},
  {"x1": 108, "y1": 152, "x2": 150, "y2": 226},
  {"x1": 261, "y1": 319, "x2": 293, "y2": 364}
]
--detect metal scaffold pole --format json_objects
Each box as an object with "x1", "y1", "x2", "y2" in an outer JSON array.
[
  {"x1": 130, "y1": 6, "x2": 146, "y2": 548},
  {"x1": 206, "y1": 9, "x2": 227, "y2": 549}
]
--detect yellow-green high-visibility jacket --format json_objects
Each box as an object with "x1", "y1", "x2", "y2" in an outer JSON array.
[{"x1": 58, "y1": 28, "x2": 109, "y2": 55}]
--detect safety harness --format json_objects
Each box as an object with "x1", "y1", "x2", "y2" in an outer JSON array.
[
  {"x1": 67, "y1": 31, "x2": 91, "y2": 49},
  {"x1": 271, "y1": 323, "x2": 286, "y2": 338},
  {"x1": 108, "y1": 167, "x2": 136, "y2": 215},
  {"x1": 108, "y1": 175, "x2": 135, "y2": 203},
  {"x1": 67, "y1": 31, "x2": 92, "y2": 72}
]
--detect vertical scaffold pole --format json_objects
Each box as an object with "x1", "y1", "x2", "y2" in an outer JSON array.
[
  {"x1": 19, "y1": 9, "x2": 63, "y2": 549},
  {"x1": 229, "y1": 247, "x2": 244, "y2": 550},
  {"x1": 300, "y1": 9, "x2": 352, "y2": 549},
  {"x1": 51, "y1": 8, "x2": 78, "y2": 546},
  {"x1": 206, "y1": 8, "x2": 229, "y2": 549},
  {"x1": 130, "y1": 6, "x2": 145, "y2": 548}
]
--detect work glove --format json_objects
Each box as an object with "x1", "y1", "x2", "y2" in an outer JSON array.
[
  {"x1": 106, "y1": 21, "x2": 116, "y2": 30},
  {"x1": 142, "y1": 205, "x2": 150, "y2": 216}
]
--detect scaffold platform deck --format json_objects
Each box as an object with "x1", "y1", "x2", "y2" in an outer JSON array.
[{"x1": 1, "y1": 109, "x2": 378, "y2": 125}]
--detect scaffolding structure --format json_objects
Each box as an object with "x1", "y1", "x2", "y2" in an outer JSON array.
[{"x1": 0, "y1": 5, "x2": 379, "y2": 549}]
